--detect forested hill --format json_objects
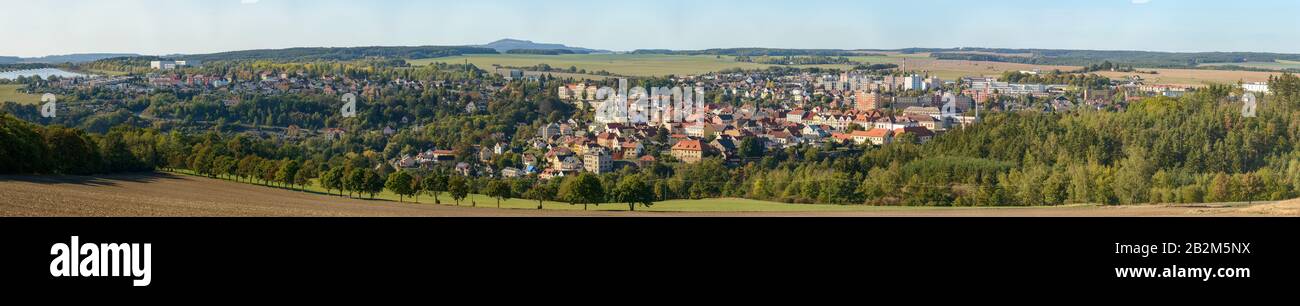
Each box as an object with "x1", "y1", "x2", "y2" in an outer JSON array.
[
  {"x1": 630, "y1": 48, "x2": 863, "y2": 57},
  {"x1": 182, "y1": 46, "x2": 499, "y2": 62}
]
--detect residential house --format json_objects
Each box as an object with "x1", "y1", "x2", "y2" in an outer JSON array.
[
  {"x1": 671, "y1": 139, "x2": 706, "y2": 164},
  {"x1": 851, "y1": 128, "x2": 893, "y2": 145}
]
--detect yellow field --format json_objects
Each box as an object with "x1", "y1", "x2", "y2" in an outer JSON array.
[{"x1": 1095, "y1": 68, "x2": 1281, "y2": 87}]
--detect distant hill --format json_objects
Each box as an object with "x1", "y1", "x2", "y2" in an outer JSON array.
[
  {"x1": 180, "y1": 46, "x2": 498, "y2": 62},
  {"x1": 0, "y1": 53, "x2": 141, "y2": 64},
  {"x1": 631, "y1": 48, "x2": 861, "y2": 57},
  {"x1": 479, "y1": 39, "x2": 608, "y2": 54}
]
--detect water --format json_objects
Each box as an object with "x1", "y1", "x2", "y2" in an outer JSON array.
[{"x1": 0, "y1": 68, "x2": 88, "y2": 80}]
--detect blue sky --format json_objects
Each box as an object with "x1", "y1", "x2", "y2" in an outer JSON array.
[{"x1": 2, "y1": 0, "x2": 1298, "y2": 57}]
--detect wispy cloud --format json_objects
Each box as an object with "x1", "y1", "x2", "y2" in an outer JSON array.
[
  {"x1": 1131, "y1": 0, "x2": 1151, "y2": 4},
  {"x1": 241, "y1": 0, "x2": 260, "y2": 4}
]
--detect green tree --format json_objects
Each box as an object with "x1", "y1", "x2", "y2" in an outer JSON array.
[
  {"x1": 1208, "y1": 173, "x2": 1233, "y2": 203},
  {"x1": 1113, "y1": 148, "x2": 1153, "y2": 204},
  {"x1": 276, "y1": 160, "x2": 300, "y2": 190},
  {"x1": 447, "y1": 175, "x2": 469, "y2": 205},
  {"x1": 523, "y1": 181, "x2": 556, "y2": 210},
  {"x1": 739, "y1": 137, "x2": 765, "y2": 159},
  {"x1": 320, "y1": 167, "x2": 344, "y2": 196},
  {"x1": 345, "y1": 169, "x2": 366, "y2": 198},
  {"x1": 422, "y1": 173, "x2": 447, "y2": 204},
  {"x1": 385, "y1": 171, "x2": 415, "y2": 202},
  {"x1": 293, "y1": 167, "x2": 312, "y2": 190},
  {"x1": 611, "y1": 174, "x2": 654, "y2": 211},
  {"x1": 484, "y1": 179, "x2": 513, "y2": 208},
  {"x1": 559, "y1": 173, "x2": 604, "y2": 210},
  {"x1": 259, "y1": 159, "x2": 279, "y2": 186},
  {"x1": 410, "y1": 174, "x2": 424, "y2": 203},
  {"x1": 363, "y1": 169, "x2": 385, "y2": 199}
]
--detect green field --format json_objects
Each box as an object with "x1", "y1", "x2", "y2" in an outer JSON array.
[
  {"x1": 0, "y1": 84, "x2": 40, "y2": 104},
  {"x1": 1198, "y1": 60, "x2": 1300, "y2": 70}
]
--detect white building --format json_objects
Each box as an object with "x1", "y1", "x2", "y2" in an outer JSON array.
[
  {"x1": 967, "y1": 78, "x2": 1048, "y2": 95},
  {"x1": 150, "y1": 60, "x2": 199, "y2": 70},
  {"x1": 904, "y1": 74, "x2": 924, "y2": 91},
  {"x1": 1243, "y1": 82, "x2": 1270, "y2": 94}
]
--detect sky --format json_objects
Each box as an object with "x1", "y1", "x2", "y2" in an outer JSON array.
[{"x1": 1, "y1": 0, "x2": 1298, "y2": 57}]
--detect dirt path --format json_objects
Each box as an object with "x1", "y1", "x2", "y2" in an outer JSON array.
[{"x1": 0, "y1": 174, "x2": 1293, "y2": 217}]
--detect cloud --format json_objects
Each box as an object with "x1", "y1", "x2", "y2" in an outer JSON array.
[
  {"x1": 241, "y1": 0, "x2": 260, "y2": 4},
  {"x1": 1131, "y1": 0, "x2": 1150, "y2": 4}
]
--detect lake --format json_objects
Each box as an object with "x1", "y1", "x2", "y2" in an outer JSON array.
[{"x1": 0, "y1": 68, "x2": 88, "y2": 80}]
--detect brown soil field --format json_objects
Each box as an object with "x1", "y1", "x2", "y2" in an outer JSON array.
[{"x1": 1, "y1": 173, "x2": 1295, "y2": 217}]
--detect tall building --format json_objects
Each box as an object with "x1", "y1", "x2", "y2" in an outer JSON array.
[
  {"x1": 855, "y1": 90, "x2": 884, "y2": 111},
  {"x1": 904, "y1": 74, "x2": 924, "y2": 91},
  {"x1": 583, "y1": 149, "x2": 612, "y2": 174}
]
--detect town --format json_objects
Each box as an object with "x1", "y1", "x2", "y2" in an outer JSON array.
[
  {"x1": 11, "y1": 56, "x2": 1275, "y2": 181},
  {"x1": 2, "y1": 43, "x2": 1296, "y2": 208}
]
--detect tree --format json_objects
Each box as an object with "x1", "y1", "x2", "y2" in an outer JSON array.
[
  {"x1": 320, "y1": 167, "x2": 344, "y2": 196},
  {"x1": 1208, "y1": 172, "x2": 1233, "y2": 203},
  {"x1": 611, "y1": 174, "x2": 654, "y2": 211},
  {"x1": 385, "y1": 171, "x2": 415, "y2": 202},
  {"x1": 1238, "y1": 173, "x2": 1263, "y2": 204},
  {"x1": 523, "y1": 181, "x2": 556, "y2": 210},
  {"x1": 1113, "y1": 147, "x2": 1153, "y2": 204},
  {"x1": 410, "y1": 174, "x2": 424, "y2": 203},
  {"x1": 447, "y1": 175, "x2": 469, "y2": 205},
  {"x1": 558, "y1": 173, "x2": 604, "y2": 210},
  {"x1": 739, "y1": 137, "x2": 765, "y2": 159},
  {"x1": 214, "y1": 156, "x2": 237, "y2": 179},
  {"x1": 363, "y1": 169, "x2": 385, "y2": 199},
  {"x1": 422, "y1": 172, "x2": 447, "y2": 204},
  {"x1": 259, "y1": 159, "x2": 279, "y2": 186},
  {"x1": 484, "y1": 180, "x2": 513, "y2": 208},
  {"x1": 345, "y1": 169, "x2": 366, "y2": 198},
  {"x1": 237, "y1": 156, "x2": 259, "y2": 183},
  {"x1": 276, "y1": 160, "x2": 300, "y2": 190},
  {"x1": 42, "y1": 126, "x2": 102, "y2": 175}
]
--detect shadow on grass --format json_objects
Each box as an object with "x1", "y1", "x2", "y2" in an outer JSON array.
[{"x1": 0, "y1": 171, "x2": 183, "y2": 187}]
